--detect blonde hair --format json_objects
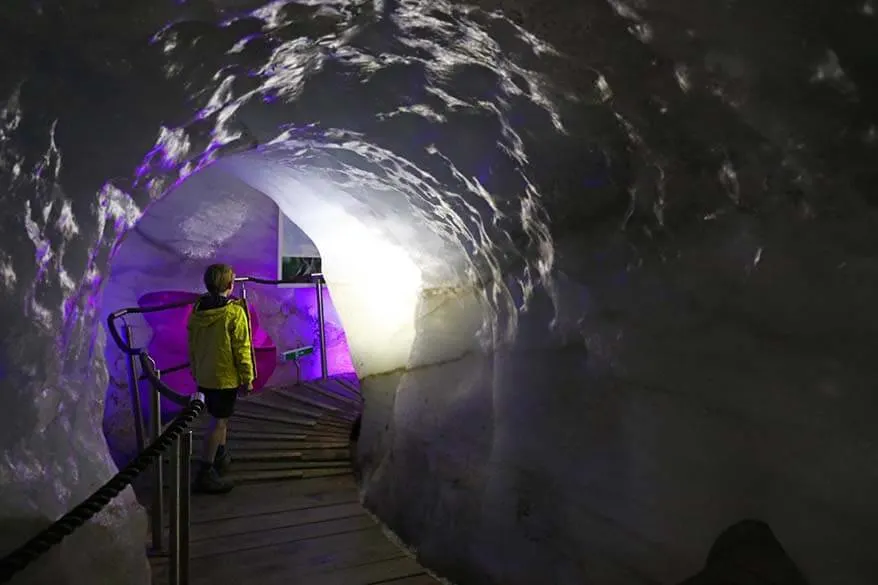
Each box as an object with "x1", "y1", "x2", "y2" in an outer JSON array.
[{"x1": 203, "y1": 264, "x2": 235, "y2": 295}]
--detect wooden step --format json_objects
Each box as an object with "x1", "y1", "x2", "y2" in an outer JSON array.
[
  {"x1": 229, "y1": 459, "x2": 351, "y2": 473},
  {"x1": 235, "y1": 395, "x2": 336, "y2": 421},
  {"x1": 252, "y1": 387, "x2": 355, "y2": 418},
  {"x1": 158, "y1": 459, "x2": 351, "y2": 484},
  {"x1": 193, "y1": 417, "x2": 350, "y2": 438},
  {"x1": 233, "y1": 400, "x2": 354, "y2": 427},
  {"x1": 261, "y1": 389, "x2": 359, "y2": 419},
  {"x1": 193, "y1": 437, "x2": 350, "y2": 451},
  {"x1": 199, "y1": 431, "x2": 350, "y2": 444},
  {"x1": 229, "y1": 407, "x2": 350, "y2": 427},
  {"x1": 301, "y1": 380, "x2": 363, "y2": 406},
  {"x1": 194, "y1": 430, "x2": 309, "y2": 442},
  {"x1": 230, "y1": 448, "x2": 351, "y2": 462},
  {"x1": 241, "y1": 391, "x2": 358, "y2": 422},
  {"x1": 229, "y1": 410, "x2": 321, "y2": 426},
  {"x1": 317, "y1": 378, "x2": 363, "y2": 402},
  {"x1": 226, "y1": 418, "x2": 350, "y2": 438},
  {"x1": 224, "y1": 467, "x2": 352, "y2": 483},
  {"x1": 191, "y1": 439, "x2": 351, "y2": 458},
  {"x1": 279, "y1": 383, "x2": 362, "y2": 409},
  {"x1": 162, "y1": 379, "x2": 362, "y2": 488},
  {"x1": 333, "y1": 375, "x2": 362, "y2": 395}
]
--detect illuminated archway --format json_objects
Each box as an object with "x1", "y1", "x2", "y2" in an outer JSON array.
[{"x1": 100, "y1": 142, "x2": 482, "y2": 462}]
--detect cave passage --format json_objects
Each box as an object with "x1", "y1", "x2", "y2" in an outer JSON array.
[
  {"x1": 99, "y1": 144, "x2": 468, "y2": 467},
  {"x1": 4, "y1": 0, "x2": 877, "y2": 583}
]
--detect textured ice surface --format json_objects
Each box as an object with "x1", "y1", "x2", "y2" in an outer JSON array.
[{"x1": 1, "y1": 0, "x2": 877, "y2": 584}]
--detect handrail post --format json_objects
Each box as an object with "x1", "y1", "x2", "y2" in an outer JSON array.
[
  {"x1": 150, "y1": 382, "x2": 164, "y2": 554},
  {"x1": 168, "y1": 435, "x2": 182, "y2": 585},
  {"x1": 314, "y1": 274, "x2": 328, "y2": 380},
  {"x1": 239, "y1": 282, "x2": 259, "y2": 381},
  {"x1": 179, "y1": 430, "x2": 192, "y2": 585},
  {"x1": 122, "y1": 324, "x2": 146, "y2": 454}
]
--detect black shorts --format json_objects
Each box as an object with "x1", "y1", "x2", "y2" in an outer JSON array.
[{"x1": 198, "y1": 387, "x2": 238, "y2": 419}]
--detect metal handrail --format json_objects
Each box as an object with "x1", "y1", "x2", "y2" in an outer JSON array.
[
  {"x1": 0, "y1": 275, "x2": 333, "y2": 584},
  {"x1": 106, "y1": 274, "x2": 325, "y2": 362},
  {"x1": 102, "y1": 273, "x2": 329, "y2": 584},
  {"x1": 138, "y1": 361, "x2": 190, "y2": 381},
  {"x1": 104, "y1": 309, "x2": 203, "y2": 585},
  {"x1": 106, "y1": 273, "x2": 329, "y2": 389}
]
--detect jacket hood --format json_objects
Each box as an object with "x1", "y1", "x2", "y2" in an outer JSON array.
[{"x1": 188, "y1": 294, "x2": 236, "y2": 330}]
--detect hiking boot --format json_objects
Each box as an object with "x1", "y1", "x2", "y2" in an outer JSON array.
[
  {"x1": 214, "y1": 445, "x2": 232, "y2": 476},
  {"x1": 192, "y1": 463, "x2": 233, "y2": 495}
]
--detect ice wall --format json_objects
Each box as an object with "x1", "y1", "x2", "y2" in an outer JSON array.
[{"x1": 353, "y1": 3, "x2": 878, "y2": 585}]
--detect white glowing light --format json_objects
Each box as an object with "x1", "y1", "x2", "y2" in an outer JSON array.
[{"x1": 220, "y1": 154, "x2": 423, "y2": 378}]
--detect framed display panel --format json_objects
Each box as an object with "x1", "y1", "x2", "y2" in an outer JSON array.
[{"x1": 277, "y1": 207, "x2": 322, "y2": 288}]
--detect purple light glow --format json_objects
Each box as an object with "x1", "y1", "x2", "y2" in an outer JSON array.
[
  {"x1": 282, "y1": 285, "x2": 356, "y2": 381},
  {"x1": 135, "y1": 142, "x2": 178, "y2": 182},
  {"x1": 135, "y1": 287, "x2": 355, "y2": 421},
  {"x1": 137, "y1": 290, "x2": 277, "y2": 417}
]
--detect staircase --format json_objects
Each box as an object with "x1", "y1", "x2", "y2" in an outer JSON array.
[
  {"x1": 148, "y1": 376, "x2": 440, "y2": 584},
  {"x1": 190, "y1": 376, "x2": 363, "y2": 483}
]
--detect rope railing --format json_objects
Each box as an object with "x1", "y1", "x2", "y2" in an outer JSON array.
[
  {"x1": 0, "y1": 396, "x2": 204, "y2": 584},
  {"x1": 0, "y1": 273, "x2": 327, "y2": 584}
]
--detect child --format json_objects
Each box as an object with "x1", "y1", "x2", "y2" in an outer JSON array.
[{"x1": 187, "y1": 263, "x2": 255, "y2": 494}]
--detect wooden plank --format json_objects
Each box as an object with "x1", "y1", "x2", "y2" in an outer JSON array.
[
  {"x1": 197, "y1": 439, "x2": 350, "y2": 451},
  {"x1": 181, "y1": 528, "x2": 408, "y2": 585},
  {"x1": 278, "y1": 557, "x2": 428, "y2": 585},
  {"x1": 230, "y1": 456, "x2": 350, "y2": 468},
  {"x1": 239, "y1": 394, "x2": 330, "y2": 417},
  {"x1": 189, "y1": 476, "x2": 359, "y2": 519},
  {"x1": 373, "y1": 575, "x2": 439, "y2": 584},
  {"x1": 153, "y1": 512, "x2": 372, "y2": 560},
  {"x1": 229, "y1": 413, "x2": 353, "y2": 434},
  {"x1": 226, "y1": 467, "x2": 352, "y2": 483},
  {"x1": 315, "y1": 379, "x2": 362, "y2": 401},
  {"x1": 190, "y1": 514, "x2": 376, "y2": 558},
  {"x1": 229, "y1": 410, "x2": 322, "y2": 426},
  {"x1": 276, "y1": 387, "x2": 362, "y2": 415},
  {"x1": 155, "y1": 462, "x2": 351, "y2": 488},
  {"x1": 255, "y1": 388, "x2": 348, "y2": 415},
  {"x1": 333, "y1": 376, "x2": 361, "y2": 395},
  {"x1": 228, "y1": 459, "x2": 351, "y2": 473},
  {"x1": 148, "y1": 477, "x2": 440, "y2": 585},
  {"x1": 200, "y1": 418, "x2": 351, "y2": 437},
  {"x1": 241, "y1": 392, "x2": 358, "y2": 422},
  {"x1": 229, "y1": 447, "x2": 351, "y2": 461},
  {"x1": 301, "y1": 382, "x2": 363, "y2": 406},
  {"x1": 195, "y1": 430, "x2": 310, "y2": 441},
  {"x1": 191, "y1": 501, "x2": 366, "y2": 541}
]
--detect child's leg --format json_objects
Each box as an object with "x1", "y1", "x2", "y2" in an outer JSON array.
[
  {"x1": 193, "y1": 389, "x2": 234, "y2": 494},
  {"x1": 201, "y1": 415, "x2": 228, "y2": 465},
  {"x1": 199, "y1": 388, "x2": 237, "y2": 462}
]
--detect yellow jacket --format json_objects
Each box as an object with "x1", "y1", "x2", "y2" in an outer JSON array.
[{"x1": 187, "y1": 294, "x2": 255, "y2": 390}]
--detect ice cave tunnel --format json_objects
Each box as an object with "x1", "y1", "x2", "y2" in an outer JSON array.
[
  {"x1": 4, "y1": 0, "x2": 878, "y2": 584},
  {"x1": 100, "y1": 144, "x2": 484, "y2": 462}
]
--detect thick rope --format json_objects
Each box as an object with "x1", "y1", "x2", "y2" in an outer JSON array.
[{"x1": 0, "y1": 399, "x2": 204, "y2": 583}]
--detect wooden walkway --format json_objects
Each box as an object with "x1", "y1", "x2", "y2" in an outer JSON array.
[{"x1": 145, "y1": 377, "x2": 438, "y2": 585}]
